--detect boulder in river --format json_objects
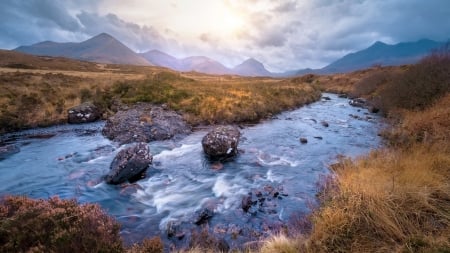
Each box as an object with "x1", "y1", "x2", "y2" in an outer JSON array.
[
  {"x1": 299, "y1": 137, "x2": 308, "y2": 144},
  {"x1": 102, "y1": 103, "x2": 191, "y2": 145},
  {"x1": 68, "y1": 102, "x2": 101, "y2": 124},
  {"x1": 105, "y1": 142, "x2": 152, "y2": 185},
  {"x1": 194, "y1": 207, "x2": 214, "y2": 225},
  {"x1": 202, "y1": 126, "x2": 240, "y2": 159},
  {"x1": 0, "y1": 144, "x2": 20, "y2": 160},
  {"x1": 349, "y1": 98, "x2": 367, "y2": 108}
]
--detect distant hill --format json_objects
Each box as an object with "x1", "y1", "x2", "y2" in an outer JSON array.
[
  {"x1": 178, "y1": 56, "x2": 233, "y2": 75},
  {"x1": 294, "y1": 39, "x2": 445, "y2": 75},
  {"x1": 15, "y1": 33, "x2": 151, "y2": 66},
  {"x1": 140, "y1": 50, "x2": 272, "y2": 76},
  {"x1": 232, "y1": 58, "x2": 272, "y2": 77},
  {"x1": 0, "y1": 49, "x2": 103, "y2": 71},
  {"x1": 139, "y1": 50, "x2": 180, "y2": 70},
  {"x1": 13, "y1": 33, "x2": 444, "y2": 77}
]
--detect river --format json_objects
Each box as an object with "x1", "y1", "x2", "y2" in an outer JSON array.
[{"x1": 0, "y1": 93, "x2": 383, "y2": 249}]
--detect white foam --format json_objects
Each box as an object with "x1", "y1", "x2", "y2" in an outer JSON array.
[{"x1": 154, "y1": 143, "x2": 200, "y2": 160}]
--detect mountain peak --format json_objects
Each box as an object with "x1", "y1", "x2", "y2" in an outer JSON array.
[
  {"x1": 371, "y1": 41, "x2": 387, "y2": 47},
  {"x1": 233, "y1": 58, "x2": 271, "y2": 77},
  {"x1": 94, "y1": 32, "x2": 114, "y2": 39}
]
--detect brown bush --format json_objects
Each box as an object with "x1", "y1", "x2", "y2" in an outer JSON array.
[
  {"x1": 127, "y1": 237, "x2": 163, "y2": 253},
  {"x1": 0, "y1": 195, "x2": 123, "y2": 253},
  {"x1": 378, "y1": 43, "x2": 450, "y2": 111}
]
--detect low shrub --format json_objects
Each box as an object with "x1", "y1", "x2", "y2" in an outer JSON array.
[
  {"x1": 378, "y1": 44, "x2": 450, "y2": 111},
  {"x1": 0, "y1": 195, "x2": 123, "y2": 253},
  {"x1": 127, "y1": 237, "x2": 163, "y2": 253}
]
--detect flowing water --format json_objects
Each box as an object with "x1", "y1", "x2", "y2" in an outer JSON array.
[{"x1": 0, "y1": 93, "x2": 383, "y2": 249}]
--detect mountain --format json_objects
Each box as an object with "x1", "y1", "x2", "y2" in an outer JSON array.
[
  {"x1": 15, "y1": 33, "x2": 151, "y2": 66},
  {"x1": 179, "y1": 56, "x2": 233, "y2": 75},
  {"x1": 308, "y1": 39, "x2": 445, "y2": 75},
  {"x1": 139, "y1": 50, "x2": 180, "y2": 70},
  {"x1": 232, "y1": 58, "x2": 272, "y2": 77}
]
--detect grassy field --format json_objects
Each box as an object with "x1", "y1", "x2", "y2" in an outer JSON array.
[{"x1": 0, "y1": 50, "x2": 320, "y2": 133}]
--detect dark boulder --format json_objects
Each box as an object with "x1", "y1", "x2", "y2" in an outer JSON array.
[
  {"x1": 349, "y1": 98, "x2": 367, "y2": 108},
  {"x1": 105, "y1": 142, "x2": 152, "y2": 185},
  {"x1": 102, "y1": 103, "x2": 191, "y2": 145},
  {"x1": 322, "y1": 96, "x2": 331, "y2": 100},
  {"x1": 369, "y1": 106, "x2": 380, "y2": 113},
  {"x1": 0, "y1": 144, "x2": 20, "y2": 160},
  {"x1": 68, "y1": 102, "x2": 101, "y2": 124},
  {"x1": 299, "y1": 137, "x2": 308, "y2": 144},
  {"x1": 241, "y1": 193, "x2": 253, "y2": 213},
  {"x1": 194, "y1": 208, "x2": 214, "y2": 225},
  {"x1": 202, "y1": 126, "x2": 240, "y2": 159},
  {"x1": 321, "y1": 121, "x2": 329, "y2": 127}
]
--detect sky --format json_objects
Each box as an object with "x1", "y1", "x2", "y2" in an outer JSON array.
[{"x1": 0, "y1": 0, "x2": 449, "y2": 72}]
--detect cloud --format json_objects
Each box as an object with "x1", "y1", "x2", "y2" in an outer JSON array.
[
  {"x1": 76, "y1": 12, "x2": 170, "y2": 52},
  {"x1": 0, "y1": 0, "x2": 449, "y2": 71}
]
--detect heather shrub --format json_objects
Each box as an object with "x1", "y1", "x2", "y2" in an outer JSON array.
[
  {"x1": 0, "y1": 195, "x2": 123, "y2": 253},
  {"x1": 127, "y1": 237, "x2": 163, "y2": 253},
  {"x1": 378, "y1": 44, "x2": 450, "y2": 111}
]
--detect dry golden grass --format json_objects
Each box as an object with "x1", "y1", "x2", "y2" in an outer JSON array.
[
  {"x1": 382, "y1": 94, "x2": 450, "y2": 146},
  {"x1": 305, "y1": 144, "x2": 450, "y2": 252},
  {"x1": 0, "y1": 61, "x2": 320, "y2": 132}
]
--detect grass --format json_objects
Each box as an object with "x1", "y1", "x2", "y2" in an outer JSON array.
[
  {"x1": 258, "y1": 45, "x2": 450, "y2": 253},
  {"x1": 0, "y1": 52, "x2": 320, "y2": 133}
]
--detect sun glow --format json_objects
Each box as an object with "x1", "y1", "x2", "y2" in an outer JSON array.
[{"x1": 216, "y1": 9, "x2": 245, "y2": 35}]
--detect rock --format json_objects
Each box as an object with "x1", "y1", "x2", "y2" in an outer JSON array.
[
  {"x1": 321, "y1": 121, "x2": 329, "y2": 127},
  {"x1": 299, "y1": 137, "x2": 308, "y2": 144},
  {"x1": 322, "y1": 96, "x2": 331, "y2": 100},
  {"x1": 202, "y1": 126, "x2": 240, "y2": 159},
  {"x1": 338, "y1": 94, "x2": 348, "y2": 98},
  {"x1": 210, "y1": 162, "x2": 224, "y2": 171},
  {"x1": 102, "y1": 103, "x2": 191, "y2": 145},
  {"x1": 314, "y1": 136, "x2": 323, "y2": 140},
  {"x1": 369, "y1": 106, "x2": 380, "y2": 113},
  {"x1": 194, "y1": 208, "x2": 214, "y2": 225},
  {"x1": 0, "y1": 144, "x2": 20, "y2": 160},
  {"x1": 105, "y1": 142, "x2": 152, "y2": 185},
  {"x1": 68, "y1": 102, "x2": 100, "y2": 124},
  {"x1": 349, "y1": 98, "x2": 367, "y2": 108},
  {"x1": 167, "y1": 220, "x2": 181, "y2": 238},
  {"x1": 242, "y1": 193, "x2": 253, "y2": 212}
]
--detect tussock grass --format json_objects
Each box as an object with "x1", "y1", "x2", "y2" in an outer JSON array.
[
  {"x1": 307, "y1": 145, "x2": 450, "y2": 252},
  {"x1": 0, "y1": 65, "x2": 320, "y2": 133},
  {"x1": 260, "y1": 47, "x2": 450, "y2": 253}
]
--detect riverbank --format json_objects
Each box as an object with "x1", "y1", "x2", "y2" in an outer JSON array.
[
  {"x1": 256, "y1": 48, "x2": 450, "y2": 253},
  {"x1": 0, "y1": 52, "x2": 321, "y2": 134}
]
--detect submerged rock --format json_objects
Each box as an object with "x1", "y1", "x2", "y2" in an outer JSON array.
[
  {"x1": 102, "y1": 103, "x2": 191, "y2": 145},
  {"x1": 105, "y1": 142, "x2": 152, "y2": 185},
  {"x1": 194, "y1": 208, "x2": 214, "y2": 225},
  {"x1": 68, "y1": 102, "x2": 101, "y2": 124},
  {"x1": 202, "y1": 126, "x2": 240, "y2": 159},
  {"x1": 0, "y1": 144, "x2": 20, "y2": 160},
  {"x1": 299, "y1": 137, "x2": 308, "y2": 144}
]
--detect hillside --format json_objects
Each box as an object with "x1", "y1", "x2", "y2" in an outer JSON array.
[
  {"x1": 295, "y1": 39, "x2": 444, "y2": 75},
  {"x1": 15, "y1": 33, "x2": 151, "y2": 66},
  {"x1": 232, "y1": 58, "x2": 272, "y2": 77}
]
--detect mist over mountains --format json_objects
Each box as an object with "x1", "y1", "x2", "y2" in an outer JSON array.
[{"x1": 14, "y1": 33, "x2": 446, "y2": 77}]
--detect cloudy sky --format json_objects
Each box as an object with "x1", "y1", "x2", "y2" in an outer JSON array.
[{"x1": 1, "y1": 0, "x2": 449, "y2": 72}]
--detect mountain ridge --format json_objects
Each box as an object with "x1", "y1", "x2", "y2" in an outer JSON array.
[{"x1": 13, "y1": 33, "x2": 446, "y2": 77}]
